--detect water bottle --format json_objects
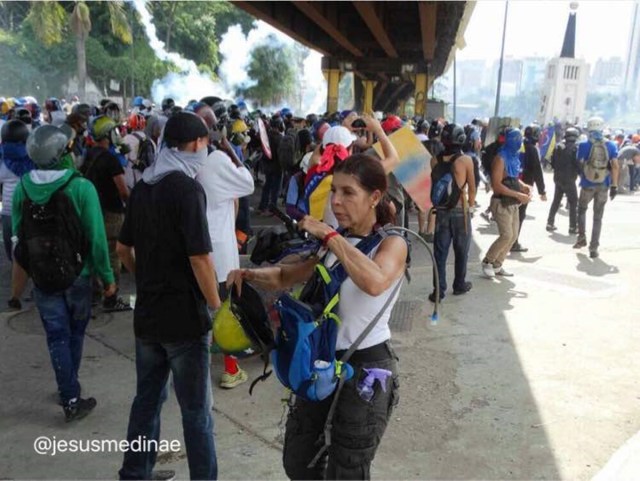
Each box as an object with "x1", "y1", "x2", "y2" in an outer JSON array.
[{"x1": 357, "y1": 368, "x2": 392, "y2": 402}]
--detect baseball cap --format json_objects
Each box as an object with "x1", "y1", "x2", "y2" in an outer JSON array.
[{"x1": 322, "y1": 126, "x2": 354, "y2": 148}]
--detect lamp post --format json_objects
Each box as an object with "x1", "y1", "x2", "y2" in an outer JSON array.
[{"x1": 494, "y1": 0, "x2": 510, "y2": 117}]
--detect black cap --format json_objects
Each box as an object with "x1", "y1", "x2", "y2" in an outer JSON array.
[{"x1": 164, "y1": 111, "x2": 209, "y2": 147}]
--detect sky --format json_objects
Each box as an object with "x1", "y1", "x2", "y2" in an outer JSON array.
[{"x1": 456, "y1": 0, "x2": 636, "y2": 64}]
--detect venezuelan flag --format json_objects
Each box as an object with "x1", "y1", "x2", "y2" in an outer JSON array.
[{"x1": 538, "y1": 126, "x2": 556, "y2": 161}]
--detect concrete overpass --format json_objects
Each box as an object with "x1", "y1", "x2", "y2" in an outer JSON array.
[{"x1": 232, "y1": 1, "x2": 475, "y2": 115}]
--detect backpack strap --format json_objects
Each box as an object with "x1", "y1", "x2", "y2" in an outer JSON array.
[{"x1": 307, "y1": 276, "x2": 403, "y2": 469}]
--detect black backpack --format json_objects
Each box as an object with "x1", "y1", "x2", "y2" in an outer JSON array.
[
  {"x1": 132, "y1": 132, "x2": 156, "y2": 171},
  {"x1": 14, "y1": 173, "x2": 89, "y2": 293},
  {"x1": 278, "y1": 128, "x2": 299, "y2": 172},
  {"x1": 430, "y1": 153, "x2": 464, "y2": 209}
]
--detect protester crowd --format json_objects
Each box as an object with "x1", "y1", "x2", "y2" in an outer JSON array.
[{"x1": 0, "y1": 91, "x2": 636, "y2": 480}]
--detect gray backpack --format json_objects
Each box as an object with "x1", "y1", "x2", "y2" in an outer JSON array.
[{"x1": 583, "y1": 141, "x2": 609, "y2": 183}]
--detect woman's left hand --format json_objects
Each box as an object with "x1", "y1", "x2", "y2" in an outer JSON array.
[{"x1": 298, "y1": 216, "x2": 334, "y2": 240}]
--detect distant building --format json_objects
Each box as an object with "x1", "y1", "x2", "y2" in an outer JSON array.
[
  {"x1": 592, "y1": 57, "x2": 624, "y2": 87},
  {"x1": 457, "y1": 59, "x2": 487, "y2": 94},
  {"x1": 521, "y1": 57, "x2": 547, "y2": 93},
  {"x1": 537, "y1": 5, "x2": 588, "y2": 125}
]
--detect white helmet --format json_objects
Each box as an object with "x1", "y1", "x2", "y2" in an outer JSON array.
[{"x1": 586, "y1": 116, "x2": 604, "y2": 132}]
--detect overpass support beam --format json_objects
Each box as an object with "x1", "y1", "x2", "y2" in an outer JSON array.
[
  {"x1": 362, "y1": 79, "x2": 377, "y2": 113},
  {"x1": 323, "y1": 68, "x2": 342, "y2": 113},
  {"x1": 414, "y1": 72, "x2": 428, "y2": 117}
]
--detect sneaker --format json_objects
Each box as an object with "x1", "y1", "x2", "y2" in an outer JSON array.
[
  {"x1": 103, "y1": 295, "x2": 132, "y2": 313},
  {"x1": 510, "y1": 243, "x2": 528, "y2": 253},
  {"x1": 453, "y1": 281, "x2": 473, "y2": 295},
  {"x1": 420, "y1": 232, "x2": 434, "y2": 243},
  {"x1": 482, "y1": 262, "x2": 496, "y2": 279},
  {"x1": 428, "y1": 292, "x2": 444, "y2": 303},
  {"x1": 64, "y1": 397, "x2": 97, "y2": 422},
  {"x1": 589, "y1": 249, "x2": 599, "y2": 259},
  {"x1": 573, "y1": 236, "x2": 587, "y2": 249},
  {"x1": 151, "y1": 470, "x2": 176, "y2": 481},
  {"x1": 480, "y1": 211, "x2": 492, "y2": 222},
  {"x1": 546, "y1": 224, "x2": 557, "y2": 232},
  {"x1": 569, "y1": 227, "x2": 578, "y2": 235},
  {"x1": 220, "y1": 368, "x2": 248, "y2": 389},
  {"x1": 495, "y1": 267, "x2": 514, "y2": 277}
]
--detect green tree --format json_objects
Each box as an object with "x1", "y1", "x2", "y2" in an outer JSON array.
[
  {"x1": 26, "y1": 0, "x2": 131, "y2": 99},
  {"x1": 242, "y1": 38, "x2": 295, "y2": 106},
  {"x1": 148, "y1": 1, "x2": 254, "y2": 70}
]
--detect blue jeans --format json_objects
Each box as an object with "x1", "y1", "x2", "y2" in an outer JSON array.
[
  {"x1": 119, "y1": 334, "x2": 217, "y2": 480},
  {"x1": 433, "y1": 208, "x2": 471, "y2": 295},
  {"x1": 34, "y1": 275, "x2": 92, "y2": 403},
  {"x1": 258, "y1": 170, "x2": 283, "y2": 211},
  {"x1": 630, "y1": 165, "x2": 640, "y2": 191}
]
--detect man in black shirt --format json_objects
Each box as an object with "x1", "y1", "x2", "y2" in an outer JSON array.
[
  {"x1": 116, "y1": 112, "x2": 221, "y2": 481},
  {"x1": 83, "y1": 115, "x2": 131, "y2": 311},
  {"x1": 547, "y1": 127, "x2": 581, "y2": 234}
]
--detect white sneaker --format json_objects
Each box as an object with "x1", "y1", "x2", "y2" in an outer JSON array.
[
  {"x1": 495, "y1": 267, "x2": 514, "y2": 277},
  {"x1": 482, "y1": 262, "x2": 496, "y2": 278}
]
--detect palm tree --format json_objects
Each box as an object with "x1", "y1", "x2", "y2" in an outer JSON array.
[{"x1": 28, "y1": 0, "x2": 132, "y2": 100}]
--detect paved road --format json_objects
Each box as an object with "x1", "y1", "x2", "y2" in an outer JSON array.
[{"x1": 0, "y1": 173, "x2": 638, "y2": 480}]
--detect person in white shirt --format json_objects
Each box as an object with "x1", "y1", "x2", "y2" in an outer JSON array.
[
  {"x1": 122, "y1": 113, "x2": 152, "y2": 190},
  {"x1": 195, "y1": 105, "x2": 255, "y2": 389},
  {"x1": 227, "y1": 114, "x2": 404, "y2": 478}
]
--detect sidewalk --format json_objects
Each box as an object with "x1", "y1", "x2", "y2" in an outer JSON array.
[{"x1": 1, "y1": 176, "x2": 639, "y2": 479}]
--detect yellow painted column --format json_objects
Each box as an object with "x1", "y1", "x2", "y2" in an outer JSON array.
[
  {"x1": 414, "y1": 72, "x2": 428, "y2": 117},
  {"x1": 362, "y1": 80, "x2": 377, "y2": 113},
  {"x1": 398, "y1": 100, "x2": 406, "y2": 116},
  {"x1": 323, "y1": 69, "x2": 342, "y2": 113}
]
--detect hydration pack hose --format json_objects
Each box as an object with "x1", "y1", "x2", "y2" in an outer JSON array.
[{"x1": 384, "y1": 226, "x2": 440, "y2": 323}]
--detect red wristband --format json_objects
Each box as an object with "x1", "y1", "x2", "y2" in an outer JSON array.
[{"x1": 322, "y1": 230, "x2": 340, "y2": 248}]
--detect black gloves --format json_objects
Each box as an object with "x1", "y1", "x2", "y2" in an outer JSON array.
[{"x1": 609, "y1": 186, "x2": 618, "y2": 201}]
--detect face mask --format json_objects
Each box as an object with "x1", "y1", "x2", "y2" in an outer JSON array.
[
  {"x1": 504, "y1": 130, "x2": 522, "y2": 154},
  {"x1": 109, "y1": 128, "x2": 122, "y2": 146},
  {"x1": 589, "y1": 131, "x2": 603, "y2": 142}
]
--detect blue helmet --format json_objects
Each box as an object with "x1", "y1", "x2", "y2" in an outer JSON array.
[
  {"x1": 280, "y1": 107, "x2": 292, "y2": 118},
  {"x1": 132, "y1": 96, "x2": 144, "y2": 108}
]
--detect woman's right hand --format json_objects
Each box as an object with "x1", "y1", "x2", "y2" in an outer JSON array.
[{"x1": 226, "y1": 269, "x2": 250, "y2": 296}]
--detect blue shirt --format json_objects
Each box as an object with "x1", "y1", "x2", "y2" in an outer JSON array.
[{"x1": 577, "y1": 140, "x2": 618, "y2": 188}]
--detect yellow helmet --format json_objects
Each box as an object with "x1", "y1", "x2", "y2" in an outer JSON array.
[
  {"x1": 231, "y1": 119, "x2": 249, "y2": 134},
  {"x1": 212, "y1": 282, "x2": 273, "y2": 358}
]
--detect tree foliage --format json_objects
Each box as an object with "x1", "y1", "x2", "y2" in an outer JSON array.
[{"x1": 243, "y1": 38, "x2": 296, "y2": 107}]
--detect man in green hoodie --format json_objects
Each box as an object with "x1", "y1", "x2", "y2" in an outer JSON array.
[{"x1": 12, "y1": 125, "x2": 116, "y2": 422}]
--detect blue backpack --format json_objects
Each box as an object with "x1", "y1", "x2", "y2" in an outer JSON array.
[
  {"x1": 270, "y1": 225, "x2": 407, "y2": 402},
  {"x1": 430, "y1": 153, "x2": 463, "y2": 209}
]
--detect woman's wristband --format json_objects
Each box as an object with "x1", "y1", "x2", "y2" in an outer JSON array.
[{"x1": 322, "y1": 230, "x2": 340, "y2": 248}]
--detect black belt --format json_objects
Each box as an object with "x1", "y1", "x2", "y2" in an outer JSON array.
[{"x1": 337, "y1": 340, "x2": 394, "y2": 364}]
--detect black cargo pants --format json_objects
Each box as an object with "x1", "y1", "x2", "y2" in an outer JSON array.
[{"x1": 282, "y1": 342, "x2": 400, "y2": 480}]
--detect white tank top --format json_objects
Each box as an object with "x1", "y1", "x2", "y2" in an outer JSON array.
[{"x1": 323, "y1": 236, "x2": 403, "y2": 351}]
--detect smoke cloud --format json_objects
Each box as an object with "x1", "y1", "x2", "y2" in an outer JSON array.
[
  {"x1": 131, "y1": 0, "x2": 231, "y2": 106},
  {"x1": 132, "y1": 0, "x2": 326, "y2": 114}
]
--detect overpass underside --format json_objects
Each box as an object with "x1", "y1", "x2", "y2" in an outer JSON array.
[{"x1": 233, "y1": 1, "x2": 474, "y2": 116}]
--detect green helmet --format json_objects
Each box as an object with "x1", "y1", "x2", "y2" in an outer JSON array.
[
  {"x1": 212, "y1": 282, "x2": 273, "y2": 359},
  {"x1": 90, "y1": 115, "x2": 117, "y2": 140},
  {"x1": 26, "y1": 125, "x2": 72, "y2": 168}
]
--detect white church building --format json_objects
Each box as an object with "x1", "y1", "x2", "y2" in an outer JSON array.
[{"x1": 537, "y1": 3, "x2": 588, "y2": 126}]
